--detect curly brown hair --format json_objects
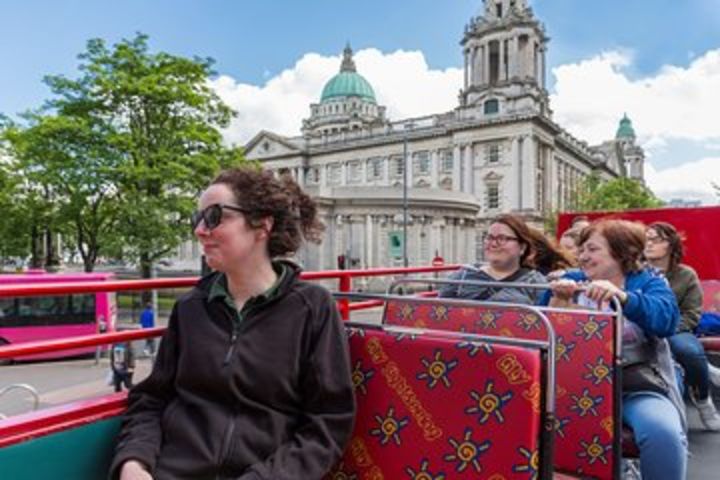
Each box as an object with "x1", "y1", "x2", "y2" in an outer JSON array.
[
  {"x1": 579, "y1": 219, "x2": 645, "y2": 274},
  {"x1": 647, "y1": 221, "x2": 685, "y2": 272},
  {"x1": 212, "y1": 167, "x2": 325, "y2": 258},
  {"x1": 527, "y1": 227, "x2": 574, "y2": 274}
]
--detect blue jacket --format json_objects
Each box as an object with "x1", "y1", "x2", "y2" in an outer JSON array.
[
  {"x1": 540, "y1": 268, "x2": 679, "y2": 338},
  {"x1": 139, "y1": 307, "x2": 155, "y2": 329}
]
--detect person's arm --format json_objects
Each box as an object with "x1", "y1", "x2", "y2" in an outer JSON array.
[
  {"x1": 238, "y1": 289, "x2": 356, "y2": 480},
  {"x1": 623, "y1": 274, "x2": 680, "y2": 337},
  {"x1": 676, "y1": 268, "x2": 702, "y2": 332},
  {"x1": 437, "y1": 268, "x2": 466, "y2": 298},
  {"x1": 109, "y1": 304, "x2": 181, "y2": 480}
]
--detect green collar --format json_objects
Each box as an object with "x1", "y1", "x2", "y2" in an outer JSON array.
[{"x1": 208, "y1": 262, "x2": 287, "y2": 313}]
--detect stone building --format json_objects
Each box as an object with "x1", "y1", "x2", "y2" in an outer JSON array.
[{"x1": 171, "y1": 0, "x2": 645, "y2": 272}]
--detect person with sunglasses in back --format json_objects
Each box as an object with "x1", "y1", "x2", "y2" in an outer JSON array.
[
  {"x1": 111, "y1": 167, "x2": 356, "y2": 480},
  {"x1": 438, "y1": 214, "x2": 546, "y2": 305}
]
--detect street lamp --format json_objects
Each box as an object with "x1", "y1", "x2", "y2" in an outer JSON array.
[{"x1": 402, "y1": 121, "x2": 415, "y2": 268}]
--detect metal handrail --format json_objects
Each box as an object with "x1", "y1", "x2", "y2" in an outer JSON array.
[{"x1": 0, "y1": 384, "x2": 40, "y2": 419}]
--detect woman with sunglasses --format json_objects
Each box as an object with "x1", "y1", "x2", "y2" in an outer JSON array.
[
  {"x1": 542, "y1": 219, "x2": 686, "y2": 480},
  {"x1": 439, "y1": 214, "x2": 546, "y2": 304},
  {"x1": 645, "y1": 221, "x2": 720, "y2": 430},
  {"x1": 111, "y1": 167, "x2": 355, "y2": 480}
]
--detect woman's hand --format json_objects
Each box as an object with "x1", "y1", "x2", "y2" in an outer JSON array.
[
  {"x1": 119, "y1": 460, "x2": 153, "y2": 480},
  {"x1": 584, "y1": 280, "x2": 628, "y2": 305},
  {"x1": 549, "y1": 278, "x2": 581, "y2": 302}
]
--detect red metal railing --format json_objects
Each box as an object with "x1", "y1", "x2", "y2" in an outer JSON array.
[{"x1": 0, "y1": 264, "x2": 459, "y2": 320}]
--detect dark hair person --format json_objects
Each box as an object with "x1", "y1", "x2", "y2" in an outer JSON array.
[
  {"x1": 526, "y1": 227, "x2": 575, "y2": 276},
  {"x1": 111, "y1": 167, "x2": 356, "y2": 480},
  {"x1": 645, "y1": 221, "x2": 720, "y2": 430},
  {"x1": 541, "y1": 219, "x2": 687, "y2": 480},
  {"x1": 439, "y1": 214, "x2": 546, "y2": 305}
]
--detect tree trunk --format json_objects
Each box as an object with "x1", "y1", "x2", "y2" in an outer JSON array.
[
  {"x1": 30, "y1": 225, "x2": 43, "y2": 269},
  {"x1": 45, "y1": 228, "x2": 60, "y2": 272},
  {"x1": 140, "y1": 252, "x2": 153, "y2": 304}
]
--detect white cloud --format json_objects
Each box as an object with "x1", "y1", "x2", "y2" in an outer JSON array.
[
  {"x1": 550, "y1": 48, "x2": 720, "y2": 144},
  {"x1": 645, "y1": 158, "x2": 720, "y2": 204},
  {"x1": 209, "y1": 48, "x2": 461, "y2": 145},
  {"x1": 211, "y1": 44, "x2": 720, "y2": 204}
]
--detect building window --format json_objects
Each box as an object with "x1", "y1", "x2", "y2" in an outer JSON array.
[
  {"x1": 439, "y1": 149, "x2": 453, "y2": 173},
  {"x1": 390, "y1": 155, "x2": 404, "y2": 178},
  {"x1": 367, "y1": 157, "x2": 384, "y2": 181},
  {"x1": 347, "y1": 161, "x2": 362, "y2": 184},
  {"x1": 484, "y1": 99, "x2": 499, "y2": 115},
  {"x1": 306, "y1": 167, "x2": 320, "y2": 185},
  {"x1": 413, "y1": 151, "x2": 430, "y2": 175},
  {"x1": 327, "y1": 164, "x2": 342, "y2": 185},
  {"x1": 485, "y1": 143, "x2": 502, "y2": 163},
  {"x1": 486, "y1": 183, "x2": 500, "y2": 209}
]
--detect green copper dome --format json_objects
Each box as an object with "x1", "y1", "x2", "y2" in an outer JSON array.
[
  {"x1": 320, "y1": 45, "x2": 376, "y2": 103},
  {"x1": 616, "y1": 113, "x2": 636, "y2": 139}
]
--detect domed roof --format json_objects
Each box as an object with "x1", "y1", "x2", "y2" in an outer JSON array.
[
  {"x1": 616, "y1": 113, "x2": 636, "y2": 139},
  {"x1": 320, "y1": 45, "x2": 376, "y2": 103}
]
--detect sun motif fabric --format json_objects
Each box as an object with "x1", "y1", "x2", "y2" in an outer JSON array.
[
  {"x1": 325, "y1": 326, "x2": 545, "y2": 479},
  {"x1": 383, "y1": 301, "x2": 619, "y2": 479}
]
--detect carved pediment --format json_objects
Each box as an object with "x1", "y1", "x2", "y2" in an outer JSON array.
[{"x1": 245, "y1": 131, "x2": 302, "y2": 159}]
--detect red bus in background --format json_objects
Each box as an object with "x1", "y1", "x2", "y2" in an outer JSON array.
[
  {"x1": 558, "y1": 206, "x2": 720, "y2": 280},
  {"x1": 0, "y1": 272, "x2": 117, "y2": 360}
]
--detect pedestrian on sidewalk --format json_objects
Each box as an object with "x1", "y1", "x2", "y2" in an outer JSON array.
[
  {"x1": 110, "y1": 340, "x2": 135, "y2": 393},
  {"x1": 139, "y1": 302, "x2": 155, "y2": 356}
]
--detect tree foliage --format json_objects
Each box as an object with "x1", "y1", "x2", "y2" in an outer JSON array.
[
  {"x1": 1, "y1": 33, "x2": 245, "y2": 273},
  {"x1": 574, "y1": 173, "x2": 663, "y2": 212}
]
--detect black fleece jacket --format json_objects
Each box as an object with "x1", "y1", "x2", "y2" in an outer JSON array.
[{"x1": 109, "y1": 261, "x2": 355, "y2": 480}]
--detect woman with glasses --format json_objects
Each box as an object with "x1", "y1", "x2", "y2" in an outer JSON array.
[
  {"x1": 645, "y1": 221, "x2": 720, "y2": 430},
  {"x1": 111, "y1": 167, "x2": 356, "y2": 480},
  {"x1": 439, "y1": 214, "x2": 546, "y2": 304},
  {"x1": 542, "y1": 219, "x2": 686, "y2": 480}
]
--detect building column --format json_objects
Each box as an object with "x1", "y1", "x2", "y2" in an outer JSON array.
[
  {"x1": 452, "y1": 145, "x2": 462, "y2": 191},
  {"x1": 430, "y1": 150, "x2": 439, "y2": 188},
  {"x1": 340, "y1": 163, "x2": 347, "y2": 186},
  {"x1": 464, "y1": 49, "x2": 470, "y2": 89},
  {"x1": 523, "y1": 137, "x2": 537, "y2": 211},
  {"x1": 364, "y1": 214, "x2": 372, "y2": 269},
  {"x1": 483, "y1": 44, "x2": 490, "y2": 85},
  {"x1": 463, "y1": 145, "x2": 473, "y2": 193}
]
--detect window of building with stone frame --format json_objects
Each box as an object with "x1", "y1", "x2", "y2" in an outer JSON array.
[
  {"x1": 390, "y1": 154, "x2": 404, "y2": 178},
  {"x1": 486, "y1": 183, "x2": 500, "y2": 210},
  {"x1": 366, "y1": 157, "x2": 384, "y2": 181},
  {"x1": 439, "y1": 149, "x2": 453, "y2": 173},
  {"x1": 347, "y1": 161, "x2": 362, "y2": 184},
  {"x1": 327, "y1": 163, "x2": 342, "y2": 185},
  {"x1": 485, "y1": 143, "x2": 502, "y2": 164},
  {"x1": 306, "y1": 167, "x2": 320, "y2": 185},
  {"x1": 413, "y1": 151, "x2": 431, "y2": 176}
]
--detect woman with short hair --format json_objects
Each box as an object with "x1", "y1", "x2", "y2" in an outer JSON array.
[{"x1": 543, "y1": 219, "x2": 687, "y2": 480}]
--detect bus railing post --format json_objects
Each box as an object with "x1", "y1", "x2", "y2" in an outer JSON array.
[{"x1": 338, "y1": 275, "x2": 351, "y2": 321}]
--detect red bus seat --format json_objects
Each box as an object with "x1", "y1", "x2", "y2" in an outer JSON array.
[
  {"x1": 383, "y1": 300, "x2": 620, "y2": 480},
  {"x1": 327, "y1": 325, "x2": 551, "y2": 479}
]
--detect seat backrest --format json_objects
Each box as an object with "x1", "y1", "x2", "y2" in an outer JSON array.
[
  {"x1": 383, "y1": 299, "x2": 619, "y2": 480},
  {"x1": 327, "y1": 324, "x2": 549, "y2": 479},
  {"x1": 701, "y1": 280, "x2": 720, "y2": 312}
]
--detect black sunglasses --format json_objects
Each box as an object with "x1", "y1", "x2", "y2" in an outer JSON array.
[{"x1": 191, "y1": 203, "x2": 248, "y2": 231}]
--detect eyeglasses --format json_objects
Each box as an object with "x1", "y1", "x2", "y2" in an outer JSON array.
[
  {"x1": 485, "y1": 234, "x2": 519, "y2": 246},
  {"x1": 191, "y1": 203, "x2": 248, "y2": 231},
  {"x1": 645, "y1": 235, "x2": 668, "y2": 245}
]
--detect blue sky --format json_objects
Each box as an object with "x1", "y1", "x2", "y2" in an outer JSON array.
[
  {"x1": 2, "y1": 0, "x2": 719, "y2": 202},
  {"x1": 2, "y1": 0, "x2": 718, "y2": 116}
]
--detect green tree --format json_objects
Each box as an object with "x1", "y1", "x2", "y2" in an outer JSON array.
[
  {"x1": 2, "y1": 113, "x2": 124, "y2": 271},
  {"x1": 42, "y1": 33, "x2": 244, "y2": 279},
  {"x1": 574, "y1": 174, "x2": 663, "y2": 212}
]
